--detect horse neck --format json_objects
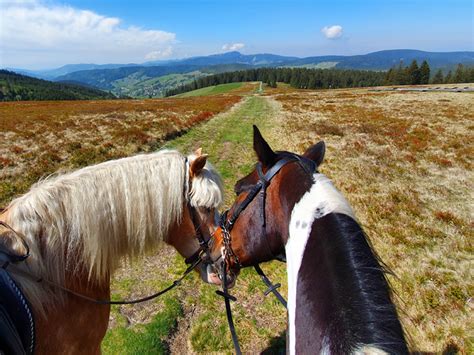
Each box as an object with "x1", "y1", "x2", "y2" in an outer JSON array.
[
  {"x1": 284, "y1": 175, "x2": 407, "y2": 354},
  {"x1": 2, "y1": 151, "x2": 188, "y2": 312}
]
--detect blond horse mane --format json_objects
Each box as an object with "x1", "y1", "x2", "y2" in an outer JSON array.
[{"x1": 0, "y1": 149, "x2": 223, "y2": 312}]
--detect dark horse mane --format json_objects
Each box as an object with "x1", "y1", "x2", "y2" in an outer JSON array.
[{"x1": 301, "y1": 211, "x2": 408, "y2": 353}]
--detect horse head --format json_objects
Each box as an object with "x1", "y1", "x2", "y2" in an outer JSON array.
[
  {"x1": 166, "y1": 148, "x2": 226, "y2": 286},
  {"x1": 210, "y1": 126, "x2": 325, "y2": 280}
]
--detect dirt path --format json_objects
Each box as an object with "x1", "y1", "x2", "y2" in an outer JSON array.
[{"x1": 164, "y1": 94, "x2": 289, "y2": 354}]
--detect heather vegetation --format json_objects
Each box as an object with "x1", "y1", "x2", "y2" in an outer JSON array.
[{"x1": 0, "y1": 95, "x2": 240, "y2": 206}]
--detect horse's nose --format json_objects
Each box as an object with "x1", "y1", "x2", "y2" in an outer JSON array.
[{"x1": 216, "y1": 266, "x2": 237, "y2": 288}]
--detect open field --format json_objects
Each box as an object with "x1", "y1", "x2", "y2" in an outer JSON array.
[
  {"x1": 0, "y1": 83, "x2": 472, "y2": 353},
  {"x1": 267, "y1": 85, "x2": 473, "y2": 353},
  {"x1": 173, "y1": 82, "x2": 257, "y2": 98}
]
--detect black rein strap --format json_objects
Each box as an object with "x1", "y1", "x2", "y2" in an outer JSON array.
[
  {"x1": 216, "y1": 260, "x2": 241, "y2": 355},
  {"x1": 254, "y1": 264, "x2": 287, "y2": 308},
  {"x1": 8, "y1": 254, "x2": 202, "y2": 306}
]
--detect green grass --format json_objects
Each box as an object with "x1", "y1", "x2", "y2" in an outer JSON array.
[
  {"x1": 102, "y1": 296, "x2": 183, "y2": 354},
  {"x1": 174, "y1": 82, "x2": 243, "y2": 97}
]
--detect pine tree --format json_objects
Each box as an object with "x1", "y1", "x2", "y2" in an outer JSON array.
[
  {"x1": 444, "y1": 70, "x2": 453, "y2": 84},
  {"x1": 407, "y1": 60, "x2": 421, "y2": 85},
  {"x1": 419, "y1": 60, "x2": 430, "y2": 84},
  {"x1": 431, "y1": 69, "x2": 444, "y2": 84},
  {"x1": 453, "y1": 64, "x2": 465, "y2": 83},
  {"x1": 468, "y1": 67, "x2": 474, "y2": 83},
  {"x1": 385, "y1": 68, "x2": 395, "y2": 85}
]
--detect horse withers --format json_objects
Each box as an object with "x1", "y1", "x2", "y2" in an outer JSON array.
[
  {"x1": 211, "y1": 126, "x2": 409, "y2": 354},
  {"x1": 0, "y1": 148, "x2": 224, "y2": 354}
]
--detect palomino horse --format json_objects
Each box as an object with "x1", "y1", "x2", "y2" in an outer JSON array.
[
  {"x1": 211, "y1": 126, "x2": 408, "y2": 354},
  {"x1": 0, "y1": 149, "x2": 224, "y2": 354}
]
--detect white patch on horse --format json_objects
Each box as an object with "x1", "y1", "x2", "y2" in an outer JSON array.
[{"x1": 286, "y1": 173, "x2": 355, "y2": 355}]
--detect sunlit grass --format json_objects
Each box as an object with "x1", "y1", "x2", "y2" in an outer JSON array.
[
  {"x1": 2, "y1": 83, "x2": 471, "y2": 353},
  {"x1": 174, "y1": 82, "x2": 244, "y2": 97}
]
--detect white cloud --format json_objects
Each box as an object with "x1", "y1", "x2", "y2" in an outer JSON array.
[
  {"x1": 145, "y1": 47, "x2": 173, "y2": 60},
  {"x1": 321, "y1": 25, "x2": 343, "y2": 39},
  {"x1": 222, "y1": 43, "x2": 245, "y2": 52},
  {"x1": 0, "y1": 0, "x2": 176, "y2": 68}
]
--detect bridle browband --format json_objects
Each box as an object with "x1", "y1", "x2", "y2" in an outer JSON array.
[{"x1": 216, "y1": 152, "x2": 316, "y2": 355}]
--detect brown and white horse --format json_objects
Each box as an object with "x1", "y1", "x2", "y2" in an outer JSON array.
[
  {"x1": 211, "y1": 126, "x2": 408, "y2": 354},
  {"x1": 0, "y1": 149, "x2": 223, "y2": 354}
]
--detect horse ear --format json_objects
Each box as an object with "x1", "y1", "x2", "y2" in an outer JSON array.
[
  {"x1": 190, "y1": 154, "x2": 208, "y2": 177},
  {"x1": 303, "y1": 141, "x2": 325, "y2": 167},
  {"x1": 253, "y1": 125, "x2": 276, "y2": 166},
  {"x1": 194, "y1": 147, "x2": 203, "y2": 156}
]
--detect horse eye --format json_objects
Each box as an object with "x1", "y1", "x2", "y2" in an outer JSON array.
[{"x1": 202, "y1": 207, "x2": 212, "y2": 214}]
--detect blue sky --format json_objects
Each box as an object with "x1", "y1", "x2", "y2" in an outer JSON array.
[{"x1": 1, "y1": 0, "x2": 472, "y2": 69}]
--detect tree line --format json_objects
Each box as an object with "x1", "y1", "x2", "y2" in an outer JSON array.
[
  {"x1": 385, "y1": 61, "x2": 474, "y2": 85},
  {"x1": 0, "y1": 70, "x2": 116, "y2": 101},
  {"x1": 165, "y1": 67, "x2": 386, "y2": 96},
  {"x1": 167, "y1": 62, "x2": 474, "y2": 96}
]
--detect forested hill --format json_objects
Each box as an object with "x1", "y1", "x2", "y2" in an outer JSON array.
[{"x1": 0, "y1": 70, "x2": 116, "y2": 101}]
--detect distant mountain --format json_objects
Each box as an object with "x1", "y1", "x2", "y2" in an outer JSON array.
[
  {"x1": 55, "y1": 64, "x2": 208, "y2": 97},
  {"x1": 6, "y1": 49, "x2": 473, "y2": 98},
  {"x1": 145, "y1": 51, "x2": 299, "y2": 67},
  {"x1": 0, "y1": 70, "x2": 116, "y2": 101},
  {"x1": 7, "y1": 63, "x2": 141, "y2": 80},
  {"x1": 289, "y1": 50, "x2": 474, "y2": 70}
]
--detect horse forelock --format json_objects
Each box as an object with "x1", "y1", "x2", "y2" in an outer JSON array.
[
  {"x1": 3, "y1": 150, "x2": 194, "y2": 311},
  {"x1": 187, "y1": 154, "x2": 224, "y2": 209}
]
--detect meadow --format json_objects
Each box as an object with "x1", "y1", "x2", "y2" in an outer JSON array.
[
  {"x1": 0, "y1": 94, "x2": 240, "y2": 206},
  {"x1": 0, "y1": 82, "x2": 472, "y2": 353}
]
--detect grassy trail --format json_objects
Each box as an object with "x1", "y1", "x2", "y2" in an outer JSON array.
[{"x1": 103, "y1": 94, "x2": 289, "y2": 354}]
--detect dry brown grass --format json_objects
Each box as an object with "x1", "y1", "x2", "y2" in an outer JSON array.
[
  {"x1": 0, "y1": 95, "x2": 240, "y2": 206},
  {"x1": 269, "y1": 86, "x2": 473, "y2": 353}
]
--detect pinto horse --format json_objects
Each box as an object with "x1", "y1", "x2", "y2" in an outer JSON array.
[
  {"x1": 212, "y1": 126, "x2": 408, "y2": 354},
  {"x1": 0, "y1": 149, "x2": 224, "y2": 354}
]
